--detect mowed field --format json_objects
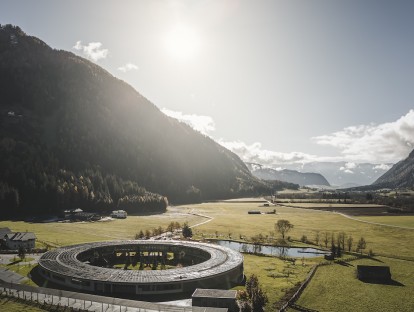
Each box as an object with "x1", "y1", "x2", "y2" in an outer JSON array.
[
  {"x1": 356, "y1": 215, "x2": 414, "y2": 228},
  {"x1": 0, "y1": 210, "x2": 204, "y2": 247},
  {"x1": 0, "y1": 298, "x2": 47, "y2": 312},
  {"x1": 1, "y1": 200, "x2": 413, "y2": 311},
  {"x1": 189, "y1": 202, "x2": 414, "y2": 259},
  {"x1": 296, "y1": 257, "x2": 414, "y2": 312}
]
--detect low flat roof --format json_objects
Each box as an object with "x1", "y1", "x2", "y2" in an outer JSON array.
[{"x1": 192, "y1": 288, "x2": 237, "y2": 299}]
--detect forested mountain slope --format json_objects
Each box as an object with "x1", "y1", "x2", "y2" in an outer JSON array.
[
  {"x1": 0, "y1": 25, "x2": 274, "y2": 218},
  {"x1": 373, "y1": 149, "x2": 414, "y2": 188}
]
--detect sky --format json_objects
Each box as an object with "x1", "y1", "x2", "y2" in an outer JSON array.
[{"x1": 1, "y1": 0, "x2": 414, "y2": 168}]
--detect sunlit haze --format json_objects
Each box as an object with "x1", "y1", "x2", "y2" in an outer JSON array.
[
  {"x1": 2, "y1": 0, "x2": 414, "y2": 168},
  {"x1": 164, "y1": 24, "x2": 201, "y2": 61}
]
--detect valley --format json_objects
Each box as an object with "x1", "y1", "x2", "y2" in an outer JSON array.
[{"x1": 1, "y1": 197, "x2": 413, "y2": 311}]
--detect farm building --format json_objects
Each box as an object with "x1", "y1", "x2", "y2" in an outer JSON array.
[
  {"x1": 357, "y1": 265, "x2": 391, "y2": 282},
  {"x1": 0, "y1": 227, "x2": 12, "y2": 248},
  {"x1": 4, "y1": 232, "x2": 36, "y2": 250},
  {"x1": 64, "y1": 209, "x2": 101, "y2": 221},
  {"x1": 110, "y1": 210, "x2": 127, "y2": 219},
  {"x1": 192, "y1": 288, "x2": 238, "y2": 312},
  {"x1": 0, "y1": 227, "x2": 12, "y2": 238}
]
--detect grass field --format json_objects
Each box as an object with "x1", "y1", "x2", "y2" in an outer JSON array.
[
  {"x1": 278, "y1": 203, "x2": 385, "y2": 208},
  {"x1": 190, "y1": 202, "x2": 414, "y2": 259},
  {"x1": 0, "y1": 297, "x2": 47, "y2": 312},
  {"x1": 357, "y1": 215, "x2": 414, "y2": 228},
  {"x1": 1, "y1": 200, "x2": 413, "y2": 311},
  {"x1": 0, "y1": 210, "x2": 204, "y2": 247},
  {"x1": 240, "y1": 254, "x2": 321, "y2": 310},
  {"x1": 296, "y1": 257, "x2": 414, "y2": 312}
]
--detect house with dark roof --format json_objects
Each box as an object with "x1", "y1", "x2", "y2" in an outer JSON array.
[
  {"x1": 4, "y1": 232, "x2": 36, "y2": 250},
  {"x1": 0, "y1": 227, "x2": 12, "y2": 238},
  {"x1": 0, "y1": 227, "x2": 12, "y2": 248}
]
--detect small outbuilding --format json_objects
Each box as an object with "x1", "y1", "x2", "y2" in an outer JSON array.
[
  {"x1": 192, "y1": 288, "x2": 237, "y2": 312},
  {"x1": 357, "y1": 265, "x2": 391, "y2": 282},
  {"x1": 110, "y1": 210, "x2": 127, "y2": 219}
]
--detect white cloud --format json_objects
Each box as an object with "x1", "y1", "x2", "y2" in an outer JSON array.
[
  {"x1": 339, "y1": 162, "x2": 357, "y2": 174},
  {"x1": 161, "y1": 108, "x2": 215, "y2": 135},
  {"x1": 373, "y1": 164, "x2": 392, "y2": 171},
  {"x1": 218, "y1": 140, "x2": 342, "y2": 167},
  {"x1": 73, "y1": 41, "x2": 108, "y2": 62},
  {"x1": 118, "y1": 63, "x2": 139, "y2": 72},
  {"x1": 313, "y1": 110, "x2": 414, "y2": 163},
  {"x1": 161, "y1": 108, "x2": 409, "y2": 168}
]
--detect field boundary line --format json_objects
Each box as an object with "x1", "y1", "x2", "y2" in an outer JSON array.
[
  {"x1": 335, "y1": 212, "x2": 414, "y2": 230},
  {"x1": 188, "y1": 211, "x2": 214, "y2": 228}
]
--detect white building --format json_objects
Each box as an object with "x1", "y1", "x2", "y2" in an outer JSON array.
[
  {"x1": 110, "y1": 210, "x2": 127, "y2": 219},
  {"x1": 5, "y1": 232, "x2": 36, "y2": 250}
]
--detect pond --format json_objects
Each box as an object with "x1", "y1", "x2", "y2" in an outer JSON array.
[{"x1": 215, "y1": 240, "x2": 329, "y2": 258}]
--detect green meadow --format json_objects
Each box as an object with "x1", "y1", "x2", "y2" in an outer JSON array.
[
  {"x1": 1, "y1": 200, "x2": 413, "y2": 311},
  {"x1": 296, "y1": 257, "x2": 414, "y2": 312}
]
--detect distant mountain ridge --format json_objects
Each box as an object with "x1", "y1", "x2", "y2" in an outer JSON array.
[
  {"x1": 373, "y1": 149, "x2": 414, "y2": 188},
  {"x1": 246, "y1": 163, "x2": 330, "y2": 186},
  {"x1": 259, "y1": 161, "x2": 392, "y2": 187},
  {"x1": 0, "y1": 24, "x2": 277, "y2": 217}
]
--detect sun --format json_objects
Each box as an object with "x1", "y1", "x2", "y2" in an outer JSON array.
[{"x1": 164, "y1": 25, "x2": 201, "y2": 61}]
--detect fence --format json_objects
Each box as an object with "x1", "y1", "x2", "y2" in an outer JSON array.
[
  {"x1": 0, "y1": 282, "x2": 225, "y2": 312},
  {"x1": 278, "y1": 255, "x2": 360, "y2": 311}
]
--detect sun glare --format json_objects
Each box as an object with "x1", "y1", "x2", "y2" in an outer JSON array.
[{"x1": 165, "y1": 25, "x2": 201, "y2": 61}]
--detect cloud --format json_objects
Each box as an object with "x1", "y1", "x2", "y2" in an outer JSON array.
[
  {"x1": 73, "y1": 41, "x2": 108, "y2": 62},
  {"x1": 118, "y1": 63, "x2": 139, "y2": 72},
  {"x1": 373, "y1": 164, "x2": 392, "y2": 171},
  {"x1": 313, "y1": 110, "x2": 414, "y2": 163},
  {"x1": 218, "y1": 140, "x2": 342, "y2": 167},
  {"x1": 161, "y1": 108, "x2": 215, "y2": 135},
  {"x1": 339, "y1": 162, "x2": 357, "y2": 174}
]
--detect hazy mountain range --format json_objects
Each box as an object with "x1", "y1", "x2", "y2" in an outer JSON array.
[
  {"x1": 246, "y1": 161, "x2": 393, "y2": 188},
  {"x1": 246, "y1": 163, "x2": 330, "y2": 187}
]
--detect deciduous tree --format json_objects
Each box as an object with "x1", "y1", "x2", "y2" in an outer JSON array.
[
  {"x1": 275, "y1": 220, "x2": 294, "y2": 240},
  {"x1": 357, "y1": 237, "x2": 367, "y2": 254}
]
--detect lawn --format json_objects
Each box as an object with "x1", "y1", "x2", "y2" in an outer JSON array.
[
  {"x1": 190, "y1": 202, "x2": 414, "y2": 259},
  {"x1": 279, "y1": 203, "x2": 385, "y2": 208},
  {"x1": 296, "y1": 257, "x2": 414, "y2": 312},
  {"x1": 1, "y1": 200, "x2": 413, "y2": 311},
  {"x1": 0, "y1": 297, "x2": 47, "y2": 312},
  {"x1": 0, "y1": 210, "x2": 204, "y2": 247},
  {"x1": 357, "y1": 215, "x2": 414, "y2": 228},
  {"x1": 240, "y1": 254, "x2": 321, "y2": 311}
]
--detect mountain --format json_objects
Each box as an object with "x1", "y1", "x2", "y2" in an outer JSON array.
[
  {"x1": 372, "y1": 149, "x2": 414, "y2": 188},
  {"x1": 267, "y1": 162, "x2": 392, "y2": 187},
  {"x1": 246, "y1": 163, "x2": 330, "y2": 187},
  {"x1": 0, "y1": 24, "x2": 274, "y2": 218}
]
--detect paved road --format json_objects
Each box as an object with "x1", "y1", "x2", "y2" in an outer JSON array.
[
  {"x1": 0, "y1": 253, "x2": 42, "y2": 265},
  {"x1": 0, "y1": 267, "x2": 28, "y2": 284}
]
